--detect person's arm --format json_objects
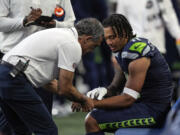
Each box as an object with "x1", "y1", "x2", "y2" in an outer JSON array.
[
  {"x1": 0, "y1": 17, "x2": 25, "y2": 32},
  {"x1": 58, "y1": 69, "x2": 84, "y2": 102},
  {"x1": 0, "y1": 6, "x2": 42, "y2": 32},
  {"x1": 58, "y1": 68, "x2": 94, "y2": 112},
  {"x1": 105, "y1": 57, "x2": 126, "y2": 97},
  {"x1": 0, "y1": 0, "x2": 24, "y2": 32},
  {"x1": 55, "y1": 0, "x2": 75, "y2": 28},
  {"x1": 86, "y1": 57, "x2": 126, "y2": 100},
  {"x1": 43, "y1": 79, "x2": 58, "y2": 93},
  {"x1": 94, "y1": 57, "x2": 151, "y2": 109},
  {"x1": 44, "y1": 68, "x2": 94, "y2": 112}
]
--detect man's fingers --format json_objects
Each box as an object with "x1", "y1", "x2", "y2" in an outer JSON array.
[
  {"x1": 82, "y1": 104, "x2": 93, "y2": 112},
  {"x1": 71, "y1": 102, "x2": 82, "y2": 112},
  {"x1": 82, "y1": 107, "x2": 91, "y2": 112}
]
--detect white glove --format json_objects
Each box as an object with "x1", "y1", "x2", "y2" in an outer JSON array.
[{"x1": 86, "y1": 87, "x2": 107, "y2": 100}]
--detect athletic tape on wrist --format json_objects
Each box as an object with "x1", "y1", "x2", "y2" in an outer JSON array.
[{"x1": 123, "y1": 87, "x2": 140, "y2": 99}]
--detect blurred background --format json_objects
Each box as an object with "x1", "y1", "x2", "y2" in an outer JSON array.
[
  {"x1": 52, "y1": 0, "x2": 180, "y2": 135},
  {"x1": 1, "y1": 0, "x2": 180, "y2": 134}
]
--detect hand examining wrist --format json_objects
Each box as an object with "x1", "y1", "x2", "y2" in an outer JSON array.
[{"x1": 80, "y1": 96, "x2": 94, "y2": 112}]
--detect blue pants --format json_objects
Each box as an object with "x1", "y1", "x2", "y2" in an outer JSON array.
[
  {"x1": 0, "y1": 88, "x2": 53, "y2": 135},
  {"x1": 0, "y1": 65, "x2": 58, "y2": 135},
  {"x1": 90, "y1": 102, "x2": 170, "y2": 132}
]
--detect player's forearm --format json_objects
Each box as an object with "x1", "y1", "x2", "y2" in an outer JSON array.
[
  {"x1": 105, "y1": 59, "x2": 126, "y2": 97},
  {"x1": 106, "y1": 76, "x2": 126, "y2": 97},
  {"x1": 0, "y1": 17, "x2": 24, "y2": 32},
  {"x1": 59, "y1": 85, "x2": 87, "y2": 104},
  {"x1": 94, "y1": 94, "x2": 135, "y2": 109},
  {"x1": 105, "y1": 85, "x2": 120, "y2": 97}
]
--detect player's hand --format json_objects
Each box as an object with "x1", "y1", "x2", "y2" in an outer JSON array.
[
  {"x1": 176, "y1": 39, "x2": 180, "y2": 56},
  {"x1": 81, "y1": 97, "x2": 94, "y2": 112},
  {"x1": 23, "y1": 7, "x2": 42, "y2": 27},
  {"x1": 87, "y1": 87, "x2": 107, "y2": 100},
  {"x1": 71, "y1": 102, "x2": 82, "y2": 112}
]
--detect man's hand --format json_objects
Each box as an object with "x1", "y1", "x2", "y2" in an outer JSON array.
[
  {"x1": 23, "y1": 7, "x2": 42, "y2": 27},
  {"x1": 71, "y1": 102, "x2": 82, "y2": 112},
  {"x1": 87, "y1": 87, "x2": 107, "y2": 100},
  {"x1": 23, "y1": 7, "x2": 56, "y2": 28},
  {"x1": 81, "y1": 97, "x2": 94, "y2": 112},
  {"x1": 71, "y1": 97, "x2": 95, "y2": 112}
]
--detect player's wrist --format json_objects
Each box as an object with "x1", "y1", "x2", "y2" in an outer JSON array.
[{"x1": 79, "y1": 95, "x2": 88, "y2": 105}]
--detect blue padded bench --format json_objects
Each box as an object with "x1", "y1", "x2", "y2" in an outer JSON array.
[{"x1": 115, "y1": 128, "x2": 163, "y2": 135}]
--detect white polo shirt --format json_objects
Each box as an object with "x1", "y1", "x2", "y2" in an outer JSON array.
[
  {"x1": 3, "y1": 27, "x2": 82, "y2": 88},
  {"x1": 0, "y1": 0, "x2": 75, "y2": 53}
]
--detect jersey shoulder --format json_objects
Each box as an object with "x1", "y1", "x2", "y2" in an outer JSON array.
[{"x1": 122, "y1": 37, "x2": 154, "y2": 60}]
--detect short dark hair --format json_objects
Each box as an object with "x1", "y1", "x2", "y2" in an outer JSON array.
[
  {"x1": 75, "y1": 18, "x2": 104, "y2": 42},
  {"x1": 102, "y1": 14, "x2": 136, "y2": 39}
]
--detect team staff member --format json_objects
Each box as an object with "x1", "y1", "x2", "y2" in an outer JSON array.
[
  {"x1": 72, "y1": 14, "x2": 173, "y2": 135},
  {"x1": 0, "y1": 0, "x2": 75, "y2": 134},
  {"x1": 0, "y1": 18, "x2": 103, "y2": 135},
  {"x1": 116, "y1": 0, "x2": 180, "y2": 55},
  {"x1": 0, "y1": 0, "x2": 75, "y2": 55}
]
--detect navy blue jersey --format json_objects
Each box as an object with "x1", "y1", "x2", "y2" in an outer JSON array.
[{"x1": 116, "y1": 37, "x2": 173, "y2": 103}]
